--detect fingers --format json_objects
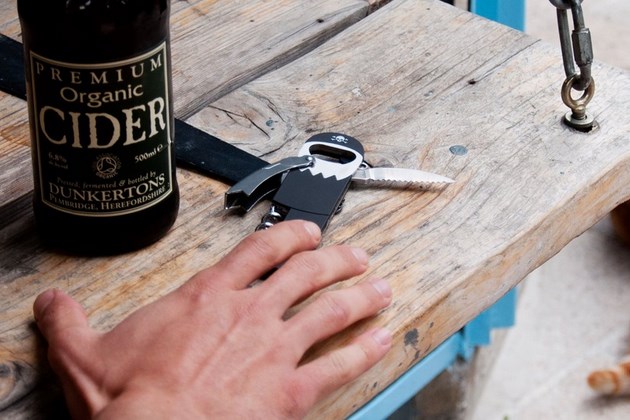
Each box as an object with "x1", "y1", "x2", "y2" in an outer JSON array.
[
  {"x1": 286, "y1": 278, "x2": 392, "y2": 349},
  {"x1": 260, "y1": 245, "x2": 370, "y2": 313},
  {"x1": 190, "y1": 220, "x2": 322, "y2": 290},
  {"x1": 293, "y1": 327, "x2": 392, "y2": 409},
  {"x1": 33, "y1": 289, "x2": 91, "y2": 344}
]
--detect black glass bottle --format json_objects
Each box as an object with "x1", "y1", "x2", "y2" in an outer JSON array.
[{"x1": 18, "y1": 0, "x2": 179, "y2": 255}]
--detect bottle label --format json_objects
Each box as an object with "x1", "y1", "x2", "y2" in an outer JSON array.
[{"x1": 28, "y1": 42, "x2": 174, "y2": 217}]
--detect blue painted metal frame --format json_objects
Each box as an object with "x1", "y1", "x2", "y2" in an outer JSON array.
[
  {"x1": 348, "y1": 288, "x2": 517, "y2": 420},
  {"x1": 459, "y1": 287, "x2": 516, "y2": 360},
  {"x1": 470, "y1": 0, "x2": 525, "y2": 31}
]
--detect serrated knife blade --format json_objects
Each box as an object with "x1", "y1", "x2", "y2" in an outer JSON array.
[{"x1": 351, "y1": 167, "x2": 454, "y2": 187}]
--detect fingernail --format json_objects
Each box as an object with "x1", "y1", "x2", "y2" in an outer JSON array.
[
  {"x1": 351, "y1": 247, "x2": 369, "y2": 265},
  {"x1": 371, "y1": 278, "x2": 392, "y2": 299},
  {"x1": 303, "y1": 221, "x2": 321, "y2": 239},
  {"x1": 33, "y1": 289, "x2": 56, "y2": 322},
  {"x1": 372, "y1": 328, "x2": 393, "y2": 346}
]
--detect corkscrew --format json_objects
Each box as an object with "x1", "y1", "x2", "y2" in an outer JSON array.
[{"x1": 225, "y1": 132, "x2": 455, "y2": 233}]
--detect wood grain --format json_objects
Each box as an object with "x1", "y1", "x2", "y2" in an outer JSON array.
[
  {"x1": 2, "y1": 0, "x2": 630, "y2": 418},
  {"x1": 187, "y1": 1, "x2": 630, "y2": 417},
  {"x1": 169, "y1": 0, "x2": 372, "y2": 118}
]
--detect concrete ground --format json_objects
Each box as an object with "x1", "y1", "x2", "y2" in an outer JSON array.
[
  {"x1": 471, "y1": 1, "x2": 630, "y2": 419},
  {"x1": 471, "y1": 219, "x2": 630, "y2": 419}
]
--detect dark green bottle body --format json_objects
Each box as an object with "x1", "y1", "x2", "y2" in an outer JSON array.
[{"x1": 18, "y1": 0, "x2": 179, "y2": 255}]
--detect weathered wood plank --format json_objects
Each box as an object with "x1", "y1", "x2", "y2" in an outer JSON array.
[
  {"x1": 0, "y1": 1, "x2": 20, "y2": 38},
  {"x1": 169, "y1": 0, "x2": 370, "y2": 118},
  {"x1": 185, "y1": 1, "x2": 630, "y2": 417},
  {"x1": 2, "y1": 0, "x2": 630, "y2": 418},
  {"x1": 0, "y1": 93, "x2": 31, "y2": 206}
]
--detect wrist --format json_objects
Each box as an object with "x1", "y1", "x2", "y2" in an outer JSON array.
[{"x1": 93, "y1": 386, "x2": 204, "y2": 420}]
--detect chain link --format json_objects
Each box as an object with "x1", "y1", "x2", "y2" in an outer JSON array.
[{"x1": 550, "y1": 0, "x2": 596, "y2": 131}]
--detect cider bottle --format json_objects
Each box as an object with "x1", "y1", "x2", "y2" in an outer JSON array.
[{"x1": 18, "y1": 0, "x2": 179, "y2": 255}]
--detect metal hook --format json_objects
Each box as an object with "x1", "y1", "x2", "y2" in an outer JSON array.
[
  {"x1": 550, "y1": 0, "x2": 596, "y2": 131},
  {"x1": 561, "y1": 74, "x2": 596, "y2": 131}
]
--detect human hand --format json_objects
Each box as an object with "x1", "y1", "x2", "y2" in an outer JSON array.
[{"x1": 33, "y1": 220, "x2": 393, "y2": 419}]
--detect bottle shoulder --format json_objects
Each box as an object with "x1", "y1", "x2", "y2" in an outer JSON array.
[{"x1": 18, "y1": 0, "x2": 170, "y2": 62}]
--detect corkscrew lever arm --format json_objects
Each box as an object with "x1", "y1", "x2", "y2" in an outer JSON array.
[{"x1": 224, "y1": 155, "x2": 315, "y2": 212}]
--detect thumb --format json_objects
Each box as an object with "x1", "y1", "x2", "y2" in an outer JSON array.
[
  {"x1": 33, "y1": 289, "x2": 103, "y2": 419},
  {"x1": 33, "y1": 289, "x2": 91, "y2": 343}
]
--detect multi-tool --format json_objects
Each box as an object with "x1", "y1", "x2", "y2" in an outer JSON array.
[{"x1": 225, "y1": 132, "x2": 454, "y2": 233}]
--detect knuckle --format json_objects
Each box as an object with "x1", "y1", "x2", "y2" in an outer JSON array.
[
  {"x1": 365, "y1": 285, "x2": 387, "y2": 307},
  {"x1": 281, "y1": 379, "x2": 311, "y2": 418},
  {"x1": 324, "y1": 343, "x2": 374, "y2": 388},
  {"x1": 319, "y1": 293, "x2": 350, "y2": 326},
  {"x1": 288, "y1": 251, "x2": 322, "y2": 277},
  {"x1": 327, "y1": 351, "x2": 353, "y2": 384},
  {"x1": 296, "y1": 270, "x2": 324, "y2": 297},
  {"x1": 178, "y1": 273, "x2": 222, "y2": 306},
  {"x1": 339, "y1": 245, "x2": 367, "y2": 269},
  {"x1": 355, "y1": 341, "x2": 373, "y2": 367},
  {"x1": 286, "y1": 220, "x2": 320, "y2": 245},
  {"x1": 242, "y1": 232, "x2": 277, "y2": 262}
]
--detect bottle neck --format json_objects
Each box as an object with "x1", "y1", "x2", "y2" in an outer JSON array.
[{"x1": 18, "y1": 0, "x2": 170, "y2": 62}]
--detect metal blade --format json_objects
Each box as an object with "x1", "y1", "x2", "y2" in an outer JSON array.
[{"x1": 352, "y1": 167, "x2": 454, "y2": 187}]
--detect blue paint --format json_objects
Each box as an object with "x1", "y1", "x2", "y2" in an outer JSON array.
[
  {"x1": 350, "y1": 334, "x2": 462, "y2": 420},
  {"x1": 470, "y1": 0, "x2": 525, "y2": 31}
]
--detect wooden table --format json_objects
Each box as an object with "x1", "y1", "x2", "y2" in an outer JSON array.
[{"x1": 2, "y1": 0, "x2": 630, "y2": 418}]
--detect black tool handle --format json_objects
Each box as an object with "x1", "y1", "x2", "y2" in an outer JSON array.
[{"x1": 270, "y1": 133, "x2": 364, "y2": 231}]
